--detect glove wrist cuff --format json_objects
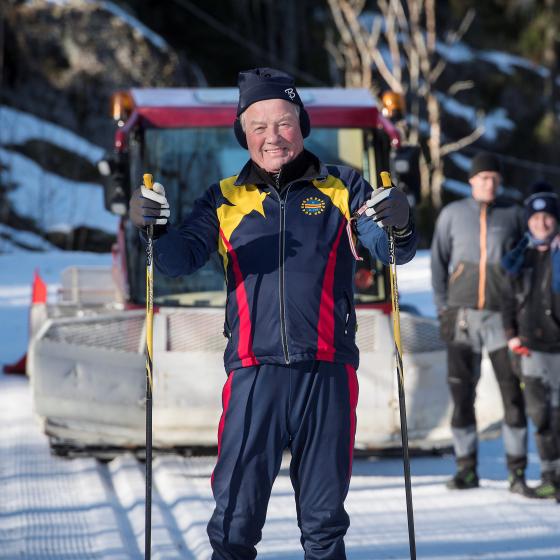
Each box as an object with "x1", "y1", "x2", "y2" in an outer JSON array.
[{"x1": 392, "y1": 213, "x2": 414, "y2": 242}]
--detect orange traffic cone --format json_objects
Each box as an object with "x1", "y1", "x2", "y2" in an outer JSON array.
[
  {"x1": 3, "y1": 269, "x2": 48, "y2": 375},
  {"x1": 31, "y1": 269, "x2": 47, "y2": 304}
]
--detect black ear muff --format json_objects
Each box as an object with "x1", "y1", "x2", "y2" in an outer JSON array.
[
  {"x1": 234, "y1": 118, "x2": 248, "y2": 149},
  {"x1": 299, "y1": 108, "x2": 310, "y2": 138}
]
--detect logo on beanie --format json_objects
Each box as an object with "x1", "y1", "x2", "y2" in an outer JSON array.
[
  {"x1": 533, "y1": 198, "x2": 546, "y2": 211},
  {"x1": 301, "y1": 197, "x2": 326, "y2": 216},
  {"x1": 285, "y1": 88, "x2": 296, "y2": 100}
]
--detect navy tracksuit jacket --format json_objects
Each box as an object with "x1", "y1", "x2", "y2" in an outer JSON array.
[{"x1": 149, "y1": 150, "x2": 417, "y2": 559}]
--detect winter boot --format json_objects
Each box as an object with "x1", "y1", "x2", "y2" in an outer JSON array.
[
  {"x1": 533, "y1": 471, "x2": 557, "y2": 499},
  {"x1": 508, "y1": 468, "x2": 535, "y2": 498},
  {"x1": 446, "y1": 467, "x2": 479, "y2": 490}
]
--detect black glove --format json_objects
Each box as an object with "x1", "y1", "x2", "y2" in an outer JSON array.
[
  {"x1": 129, "y1": 183, "x2": 170, "y2": 228},
  {"x1": 365, "y1": 186, "x2": 410, "y2": 229}
]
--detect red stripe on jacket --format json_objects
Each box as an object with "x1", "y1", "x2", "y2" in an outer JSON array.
[
  {"x1": 220, "y1": 229, "x2": 258, "y2": 367},
  {"x1": 316, "y1": 220, "x2": 347, "y2": 361}
]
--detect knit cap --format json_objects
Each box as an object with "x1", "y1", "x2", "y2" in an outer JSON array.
[
  {"x1": 469, "y1": 152, "x2": 502, "y2": 178},
  {"x1": 525, "y1": 181, "x2": 559, "y2": 221},
  {"x1": 236, "y1": 68, "x2": 304, "y2": 116}
]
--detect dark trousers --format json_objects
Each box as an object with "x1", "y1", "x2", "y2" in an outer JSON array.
[
  {"x1": 447, "y1": 343, "x2": 527, "y2": 471},
  {"x1": 524, "y1": 377, "x2": 560, "y2": 466},
  {"x1": 207, "y1": 361, "x2": 359, "y2": 560}
]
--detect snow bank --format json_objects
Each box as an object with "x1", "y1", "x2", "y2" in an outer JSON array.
[
  {"x1": 0, "y1": 105, "x2": 105, "y2": 164},
  {"x1": 0, "y1": 147, "x2": 118, "y2": 234}
]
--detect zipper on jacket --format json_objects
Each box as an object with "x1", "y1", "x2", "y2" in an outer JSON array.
[
  {"x1": 274, "y1": 173, "x2": 291, "y2": 364},
  {"x1": 477, "y1": 203, "x2": 488, "y2": 309}
]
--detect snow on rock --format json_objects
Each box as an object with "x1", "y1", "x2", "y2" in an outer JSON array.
[
  {"x1": 443, "y1": 178, "x2": 474, "y2": 198},
  {"x1": 40, "y1": 0, "x2": 171, "y2": 52},
  {"x1": 437, "y1": 94, "x2": 515, "y2": 143},
  {"x1": 436, "y1": 40, "x2": 475, "y2": 64},
  {"x1": 483, "y1": 108, "x2": 516, "y2": 143},
  {"x1": 0, "y1": 147, "x2": 118, "y2": 235},
  {"x1": 0, "y1": 105, "x2": 105, "y2": 164},
  {"x1": 478, "y1": 50, "x2": 549, "y2": 78},
  {"x1": 0, "y1": 224, "x2": 59, "y2": 253}
]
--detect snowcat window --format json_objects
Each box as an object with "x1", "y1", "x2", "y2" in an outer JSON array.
[{"x1": 126, "y1": 126, "x2": 385, "y2": 306}]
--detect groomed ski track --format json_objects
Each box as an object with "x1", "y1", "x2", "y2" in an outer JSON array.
[
  {"x1": 2, "y1": 372, "x2": 560, "y2": 560},
  {"x1": 1, "y1": 252, "x2": 559, "y2": 559}
]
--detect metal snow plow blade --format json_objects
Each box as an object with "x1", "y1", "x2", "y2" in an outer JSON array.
[{"x1": 27, "y1": 308, "x2": 504, "y2": 455}]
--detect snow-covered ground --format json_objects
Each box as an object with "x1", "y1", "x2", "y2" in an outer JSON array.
[{"x1": 1, "y1": 248, "x2": 559, "y2": 559}]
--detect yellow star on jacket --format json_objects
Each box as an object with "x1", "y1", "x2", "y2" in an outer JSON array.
[{"x1": 217, "y1": 177, "x2": 269, "y2": 267}]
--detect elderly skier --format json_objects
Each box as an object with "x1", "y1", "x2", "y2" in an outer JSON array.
[{"x1": 130, "y1": 67, "x2": 417, "y2": 559}]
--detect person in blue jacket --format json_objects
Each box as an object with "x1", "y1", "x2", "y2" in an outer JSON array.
[{"x1": 130, "y1": 67, "x2": 417, "y2": 560}]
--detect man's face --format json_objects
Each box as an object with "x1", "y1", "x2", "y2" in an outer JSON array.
[
  {"x1": 528, "y1": 211, "x2": 557, "y2": 241},
  {"x1": 243, "y1": 98, "x2": 304, "y2": 173},
  {"x1": 469, "y1": 171, "x2": 501, "y2": 203}
]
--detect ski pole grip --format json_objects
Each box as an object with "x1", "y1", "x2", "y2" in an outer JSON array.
[
  {"x1": 143, "y1": 173, "x2": 154, "y2": 190},
  {"x1": 380, "y1": 171, "x2": 392, "y2": 188}
]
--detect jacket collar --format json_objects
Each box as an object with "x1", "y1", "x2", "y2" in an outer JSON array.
[{"x1": 234, "y1": 149, "x2": 328, "y2": 188}]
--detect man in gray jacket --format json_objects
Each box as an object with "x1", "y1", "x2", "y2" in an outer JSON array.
[{"x1": 431, "y1": 152, "x2": 530, "y2": 495}]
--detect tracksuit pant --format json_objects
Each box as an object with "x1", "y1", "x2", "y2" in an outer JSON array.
[
  {"x1": 207, "y1": 361, "x2": 359, "y2": 560},
  {"x1": 447, "y1": 309, "x2": 527, "y2": 472}
]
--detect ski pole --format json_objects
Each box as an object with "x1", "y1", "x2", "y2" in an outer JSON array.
[
  {"x1": 380, "y1": 171, "x2": 416, "y2": 560},
  {"x1": 143, "y1": 172, "x2": 154, "y2": 560}
]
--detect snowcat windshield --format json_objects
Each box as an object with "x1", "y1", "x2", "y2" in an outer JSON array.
[{"x1": 126, "y1": 126, "x2": 386, "y2": 307}]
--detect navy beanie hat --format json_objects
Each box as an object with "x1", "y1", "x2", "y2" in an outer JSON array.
[
  {"x1": 469, "y1": 152, "x2": 502, "y2": 178},
  {"x1": 234, "y1": 67, "x2": 310, "y2": 148},
  {"x1": 525, "y1": 181, "x2": 559, "y2": 221},
  {"x1": 236, "y1": 67, "x2": 304, "y2": 115}
]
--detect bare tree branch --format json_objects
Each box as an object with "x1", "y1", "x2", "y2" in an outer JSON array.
[
  {"x1": 441, "y1": 125, "x2": 485, "y2": 157},
  {"x1": 447, "y1": 80, "x2": 474, "y2": 96},
  {"x1": 425, "y1": 0, "x2": 437, "y2": 55},
  {"x1": 325, "y1": 0, "x2": 480, "y2": 210},
  {"x1": 446, "y1": 8, "x2": 476, "y2": 43},
  {"x1": 365, "y1": 13, "x2": 382, "y2": 55},
  {"x1": 327, "y1": 0, "x2": 363, "y2": 88},
  {"x1": 431, "y1": 8, "x2": 475, "y2": 84},
  {"x1": 391, "y1": 0, "x2": 410, "y2": 32},
  {"x1": 378, "y1": 0, "x2": 403, "y2": 84},
  {"x1": 408, "y1": 0, "x2": 430, "y2": 83},
  {"x1": 324, "y1": 28, "x2": 346, "y2": 83},
  {"x1": 327, "y1": 0, "x2": 355, "y2": 48},
  {"x1": 339, "y1": 0, "x2": 375, "y2": 88}
]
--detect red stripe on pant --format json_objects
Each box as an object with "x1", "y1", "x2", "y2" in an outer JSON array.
[
  {"x1": 211, "y1": 371, "x2": 235, "y2": 486},
  {"x1": 316, "y1": 220, "x2": 347, "y2": 361},
  {"x1": 346, "y1": 364, "x2": 359, "y2": 478},
  {"x1": 219, "y1": 229, "x2": 258, "y2": 367}
]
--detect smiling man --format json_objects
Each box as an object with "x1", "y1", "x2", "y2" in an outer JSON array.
[
  {"x1": 240, "y1": 98, "x2": 303, "y2": 171},
  {"x1": 129, "y1": 67, "x2": 417, "y2": 559},
  {"x1": 431, "y1": 152, "x2": 530, "y2": 496}
]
